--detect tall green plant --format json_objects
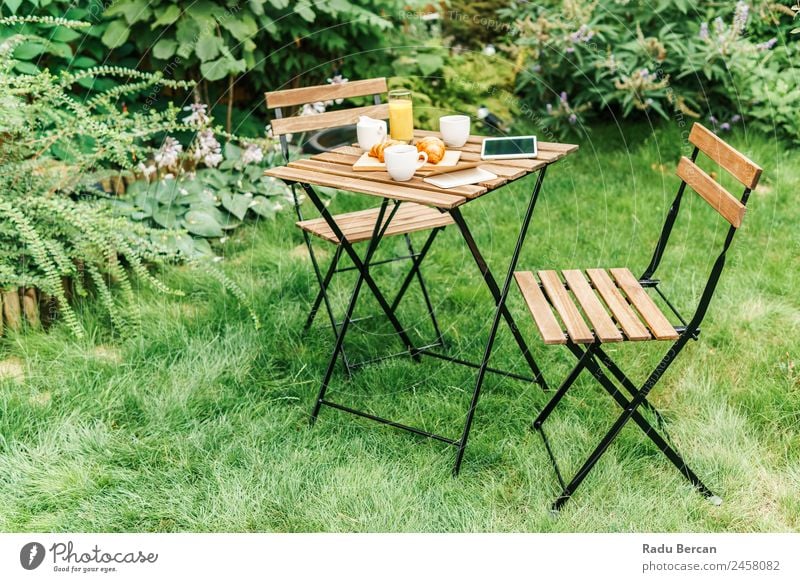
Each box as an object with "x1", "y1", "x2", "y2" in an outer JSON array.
[{"x1": 0, "y1": 15, "x2": 259, "y2": 337}]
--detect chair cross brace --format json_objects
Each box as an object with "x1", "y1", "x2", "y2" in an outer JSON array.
[{"x1": 534, "y1": 336, "x2": 721, "y2": 513}]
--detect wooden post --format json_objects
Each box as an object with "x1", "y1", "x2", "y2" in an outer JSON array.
[
  {"x1": 2, "y1": 289, "x2": 21, "y2": 331},
  {"x1": 22, "y1": 287, "x2": 40, "y2": 329}
]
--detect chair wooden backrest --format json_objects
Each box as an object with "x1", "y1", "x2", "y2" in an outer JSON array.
[
  {"x1": 675, "y1": 123, "x2": 763, "y2": 228},
  {"x1": 265, "y1": 78, "x2": 389, "y2": 138},
  {"x1": 643, "y1": 122, "x2": 764, "y2": 330}
]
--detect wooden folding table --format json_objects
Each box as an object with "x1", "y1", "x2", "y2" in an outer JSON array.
[{"x1": 266, "y1": 130, "x2": 578, "y2": 473}]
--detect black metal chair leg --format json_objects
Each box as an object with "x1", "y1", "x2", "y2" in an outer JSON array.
[
  {"x1": 574, "y1": 348, "x2": 717, "y2": 502},
  {"x1": 532, "y1": 343, "x2": 596, "y2": 429},
  {"x1": 304, "y1": 244, "x2": 343, "y2": 332},
  {"x1": 310, "y1": 200, "x2": 392, "y2": 423},
  {"x1": 551, "y1": 338, "x2": 715, "y2": 511},
  {"x1": 300, "y1": 183, "x2": 421, "y2": 362},
  {"x1": 593, "y1": 345, "x2": 669, "y2": 431},
  {"x1": 388, "y1": 228, "x2": 446, "y2": 349},
  {"x1": 403, "y1": 232, "x2": 447, "y2": 349}
]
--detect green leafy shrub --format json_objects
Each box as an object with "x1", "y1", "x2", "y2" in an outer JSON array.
[
  {"x1": 496, "y1": 0, "x2": 798, "y2": 137},
  {"x1": 95, "y1": 0, "x2": 396, "y2": 132},
  {"x1": 0, "y1": 16, "x2": 258, "y2": 337}
]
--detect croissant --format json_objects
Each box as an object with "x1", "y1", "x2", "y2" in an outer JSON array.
[
  {"x1": 368, "y1": 139, "x2": 405, "y2": 162},
  {"x1": 416, "y1": 136, "x2": 446, "y2": 164}
]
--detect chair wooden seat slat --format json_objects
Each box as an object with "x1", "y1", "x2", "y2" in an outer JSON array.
[
  {"x1": 297, "y1": 203, "x2": 454, "y2": 244},
  {"x1": 562, "y1": 269, "x2": 623, "y2": 342},
  {"x1": 538, "y1": 270, "x2": 594, "y2": 344},
  {"x1": 514, "y1": 268, "x2": 678, "y2": 344},
  {"x1": 586, "y1": 268, "x2": 652, "y2": 341},
  {"x1": 513, "y1": 272, "x2": 566, "y2": 345},
  {"x1": 609, "y1": 268, "x2": 679, "y2": 340}
]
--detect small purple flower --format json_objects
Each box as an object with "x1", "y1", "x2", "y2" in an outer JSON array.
[
  {"x1": 756, "y1": 37, "x2": 777, "y2": 51},
  {"x1": 733, "y1": 2, "x2": 749, "y2": 33},
  {"x1": 699, "y1": 22, "x2": 710, "y2": 41},
  {"x1": 713, "y1": 17, "x2": 725, "y2": 36},
  {"x1": 568, "y1": 113, "x2": 577, "y2": 124},
  {"x1": 183, "y1": 103, "x2": 209, "y2": 126},
  {"x1": 720, "y1": 122, "x2": 731, "y2": 131},
  {"x1": 560, "y1": 91, "x2": 568, "y2": 103},
  {"x1": 565, "y1": 46, "x2": 575, "y2": 53},
  {"x1": 730, "y1": 114, "x2": 742, "y2": 123},
  {"x1": 708, "y1": 115, "x2": 718, "y2": 125}
]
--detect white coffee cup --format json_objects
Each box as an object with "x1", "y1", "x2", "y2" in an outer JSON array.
[
  {"x1": 439, "y1": 115, "x2": 470, "y2": 148},
  {"x1": 384, "y1": 145, "x2": 428, "y2": 182},
  {"x1": 356, "y1": 116, "x2": 387, "y2": 151}
]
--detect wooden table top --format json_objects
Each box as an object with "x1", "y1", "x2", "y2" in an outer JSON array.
[{"x1": 265, "y1": 130, "x2": 579, "y2": 210}]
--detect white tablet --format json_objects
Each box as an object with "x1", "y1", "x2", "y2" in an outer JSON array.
[{"x1": 481, "y1": 136, "x2": 538, "y2": 160}]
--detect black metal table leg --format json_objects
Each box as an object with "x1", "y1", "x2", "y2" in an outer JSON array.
[{"x1": 451, "y1": 167, "x2": 549, "y2": 475}]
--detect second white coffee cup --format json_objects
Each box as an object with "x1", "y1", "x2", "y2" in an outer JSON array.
[
  {"x1": 384, "y1": 145, "x2": 428, "y2": 181},
  {"x1": 439, "y1": 115, "x2": 470, "y2": 148}
]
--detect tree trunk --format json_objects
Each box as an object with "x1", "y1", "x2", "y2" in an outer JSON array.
[
  {"x1": 22, "y1": 287, "x2": 40, "y2": 329},
  {"x1": 2, "y1": 289, "x2": 21, "y2": 331},
  {"x1": 227, "y1": 74, "x2": 234, "y2": 134}
]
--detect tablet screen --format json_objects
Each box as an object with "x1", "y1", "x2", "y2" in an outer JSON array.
[{"x1": 482, "y1": 137, "x2": 537, "y2": 157}]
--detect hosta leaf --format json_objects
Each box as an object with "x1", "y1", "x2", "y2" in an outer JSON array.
[
  {"x1": 101, "y1": 20, "x2": 131, "y2": 49},
  {"x1": 249, "y1": 196, "x2": 280, "y2": 218},
  {"x1": 184, "y1": 209, "x2": 224, "y2": 237},
  {"x1": 221, "y1": 192, "x2": 251, "y2": 220},
  {"x1": 152, "y1": 206, "x2": 181, "y2": 229},
  {"x1": 152, "y1": 39, "x2": 178, "y2": 59},
  {"x1": 223, "y1": 141, "x2": 243, "y2": 161}
]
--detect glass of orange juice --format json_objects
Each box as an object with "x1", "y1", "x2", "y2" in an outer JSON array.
[{"x1": 388, "y1": 89, "x2": 414, "y2": 142}]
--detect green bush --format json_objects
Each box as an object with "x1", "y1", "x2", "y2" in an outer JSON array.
[
  {"x1": 0, "y1": 16, "x2": 258, "y2": 337},
  {"x1": 496, "y1": 0, "x2": 798, "y2": 138}
]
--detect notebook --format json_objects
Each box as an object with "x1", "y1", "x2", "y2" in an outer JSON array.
[{"x1": 423, "y1": 167, "x2": 498, "y2": 189}]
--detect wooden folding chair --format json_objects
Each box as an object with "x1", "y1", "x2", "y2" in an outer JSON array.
[
  {"x1": 513, "y1": 123, "x2": 762, "y2": 511},
  {"x1": 265, "y1": 78, "x2": 451, "y2": 374}
]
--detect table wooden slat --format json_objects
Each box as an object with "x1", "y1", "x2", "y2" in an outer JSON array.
[
  {"x1": 265, "y1": 166, "x2": 466, "y2": 209},
  {"x1": 288, "y1": 159, "x2": 487, "y2": 198}
]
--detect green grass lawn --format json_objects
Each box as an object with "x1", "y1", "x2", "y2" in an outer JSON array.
[{"x1": 1, "y1": 123, "x2": 798, "y2": 532}]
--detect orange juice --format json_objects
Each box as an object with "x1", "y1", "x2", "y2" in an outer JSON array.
[{"x1": 389, "y1": 99, "x2": 414, "y2": 141}]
